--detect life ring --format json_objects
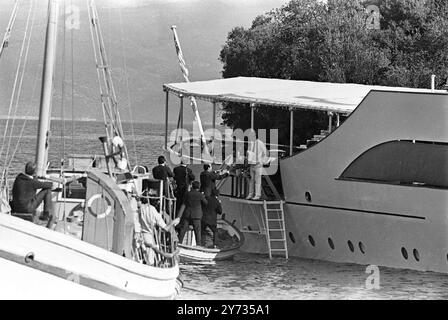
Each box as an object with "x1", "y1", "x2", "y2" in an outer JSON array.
[{"x1": 87, "y1": 193, "x2": 112, "y2": 219}]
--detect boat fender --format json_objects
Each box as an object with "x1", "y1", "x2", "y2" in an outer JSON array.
[{"x1": 87, "y1": 193, "x2": 112, "y2": 219}]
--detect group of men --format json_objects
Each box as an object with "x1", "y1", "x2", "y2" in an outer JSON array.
[
  {"x1": 8, "y1": 131, "x2": 269, "y2": 257},
  {"x1": 8, "y1": 156, "x2": 228, "y2": 250},
  {"x1": 152, "y1": 155, "x2": 228, "y2": 248}
]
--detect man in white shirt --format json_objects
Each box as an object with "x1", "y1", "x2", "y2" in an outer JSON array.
[
  {"x1": 246, "y1": 132, "x2": 268, "y2": 201},
  {"x1": 133, "y1": 195, "x2": 179, "y2": 265}
]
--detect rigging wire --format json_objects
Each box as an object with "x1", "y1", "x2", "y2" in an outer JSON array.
[
  {"x1": 70, "y1": 0, "x2": 75, "y2": 168},
  {"x1": 6, "y1": 61, "x2": 41, "y2": 173},
  {"x1": 87, "y1": 0, "x2": 131, "y2": 169},
  {"x1": 60, "y1": 0, "x2": 68, "y2": 231},
  {"x1": 0, "y1": 0, "x2": 34, "y2": 170},
  {"x1": 118, "y1": 8, "x2": 138, "y2": 165},
  {"x1": 93, "y1": 2, "x2": 126, "y2": 144},
  {"x1": 60, "y1": 0, "x2": 67, "y2": 165},
  {"x1": 0, "y1": 0, "x2": 19, "y2": 60},
  {"x1": 86, "y1": 0, "x2": 114, "y2": 140},
  {"x1": 3, "y1": 0, "x2": 37, "y2": 172}
]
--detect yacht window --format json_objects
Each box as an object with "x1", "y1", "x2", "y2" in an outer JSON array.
[{"x1": 340, "y1": 140, "x2": 448, "y2": 189}]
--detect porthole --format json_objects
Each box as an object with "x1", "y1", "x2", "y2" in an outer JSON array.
[
  {"x1": 24, "y1": 252, "x2": 34, "y2": 264},
  {"x1": 308, "y1": 235, "x2": 315, "y2": 247},
  {"x1": 413, "y1": 249, "x2": 420, "y2": 262},
  {"x1": 359, "y1": 242, "x2": 366, "y2": 254},
  {"x1": 305, "y1": 192, "x2": 312, "y2": 202},
  {"x1": 328, "y1": 237, "x2": 335, "y2": 250},
  {"x1": 289, "y1": 232, "x2": 296, "y2": 244},
  {"x1": 401, "y1": 247, "x2": 408, "y2": 260},
  {"x1": 348, "y1": 240, "x2": 354, "y2": 252}
]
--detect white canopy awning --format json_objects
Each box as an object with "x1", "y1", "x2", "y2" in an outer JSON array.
[{"x1": 163, "y1": 77, "x2": 444, "y2": 114}]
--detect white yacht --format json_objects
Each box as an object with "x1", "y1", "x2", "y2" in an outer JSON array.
[
  {"x1": 0, "y1": 0, "x2": 181, "y2": 299},
  {"x1": 162, "y1": 76, "x2": 448, "y2": 273}
]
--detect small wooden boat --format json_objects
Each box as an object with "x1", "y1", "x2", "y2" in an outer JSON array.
[{"x1": 178, "y1": 219, "x2": 244, "y2": 263}]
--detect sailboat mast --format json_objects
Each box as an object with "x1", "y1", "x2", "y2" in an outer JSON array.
[{"x1": 36, "y1": 0, "x2": 59, "y2": 177}]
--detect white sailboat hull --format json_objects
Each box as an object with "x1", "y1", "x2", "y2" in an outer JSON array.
[
  {"x1": 0, "y1": 257, "x2": 121, "y2": 300},
  {"x1": 0, "y1": 213, "x2": 179, "y2": 299}
]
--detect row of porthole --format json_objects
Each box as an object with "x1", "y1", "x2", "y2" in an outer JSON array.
[
  {"x1": 306, "y1": 235, "x2": 366, "y2": 255},
  {"x1": 401, "y1": 247, "x2": 420, "y2": 262},
  {"x1": 303, "y1": 234, "x2": 422, "y2": 263}
]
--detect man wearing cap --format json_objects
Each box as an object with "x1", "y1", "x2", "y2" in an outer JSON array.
[{"x1": 11, "y1": 161, "x2": 54, "y2": 224}]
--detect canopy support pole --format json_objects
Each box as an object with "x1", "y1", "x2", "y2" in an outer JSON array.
[
  {"x1": 289, "y1": 108, "x2": 294, "y2": 156},
  {"x1": 336, "y1": 113, "x2": 340, "y2": 127},
  {"x1": 250, "y1": 103, "x2": 255, "y2": 131},
  {"x1": 212, "y1": 102, "x2": 216, "y2": 131},
  {"x1": 180, "y1": 95, "x2": 184, "y2": 142},
  {"x1": 328, "y1": 112, "x2": 333, "y2": 132},
  {"x1": 165, "y1": 90, "x2": 169, "y2": 149}
]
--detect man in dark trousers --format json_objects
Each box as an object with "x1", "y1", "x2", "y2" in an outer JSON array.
[
  {"x1": 152, "y1": 155, "x2": 174, "y2": 196},
  {"x1": 201, "y1": 188, "x2": 222, "y2": 248},
  {"x1": 11, "y1": 161, "x2": 54, "y2": 225},
  {"x1": 173, "y1": 160, "x2": 195, "y2": 211},
  {"x1": 200, "y1": 163, "x2": 229, "y2": 197},
  {"x1": 177, "y1": 181, "x2": 207, "y2": 246}
]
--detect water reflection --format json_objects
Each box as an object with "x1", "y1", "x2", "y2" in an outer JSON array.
[{"x1": 178, "y1": 252, "x2": 448, "y2": 300}]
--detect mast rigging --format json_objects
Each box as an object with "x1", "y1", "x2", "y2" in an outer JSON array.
[
  {"x1": 0, "y1": 0, "x2": 19, "y2": 60},
  {"x1": 87, "y1": 0, "x2": 130, "y2": 172},
  {"x1": 170, "y1": 25, "x2": 210, "y2": 159}
]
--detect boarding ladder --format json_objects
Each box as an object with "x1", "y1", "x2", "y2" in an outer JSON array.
[{"x1": 263, "y1": 200, "x2": 288, "y2": 259}]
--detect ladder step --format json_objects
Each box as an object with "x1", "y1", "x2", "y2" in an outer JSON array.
[{"x1": 264, "y1": 200, "x2": 288, "y2": 260}]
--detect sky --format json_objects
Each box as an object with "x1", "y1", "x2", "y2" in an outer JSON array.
[{"x1": 0, "y1": 0, "x2": 290, "y2": 124}]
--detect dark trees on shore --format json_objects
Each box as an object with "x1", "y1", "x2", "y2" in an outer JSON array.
[{"x1": 219, "y1": 0, "x2": 448, "y2": 147}]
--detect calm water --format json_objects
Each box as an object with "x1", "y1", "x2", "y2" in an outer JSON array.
[
  {"x1": 179, "y1": 253, "x2": 448, "y2": 300},
  {"x1": 1, "y1": 119, "x2": 447, "y2": 300}
]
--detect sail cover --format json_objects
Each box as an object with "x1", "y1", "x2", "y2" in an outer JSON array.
[{"x1": 163, "y1": 77, "x2": 443, "y2": 114}]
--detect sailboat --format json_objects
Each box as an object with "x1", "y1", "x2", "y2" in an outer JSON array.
[{"x1": 0, "y1": 0, "x2": 181, "y2": 299}]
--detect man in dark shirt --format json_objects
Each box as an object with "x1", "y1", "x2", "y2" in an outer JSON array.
[
  {"x1": 152, "y1": 155, "x2": 174, "y2": 196},
  {"x1": 11, "y1": 162, "x2": 54, "y2": 224},
  {"x1": 201, "y1": 188, "x2": 222, "y2": 248},
  {"x1": 173, "y1": 160, "x2": 195, "y2": 211},
  {"x1": 200, "y1": 163, "x2": 229, "y2": 197},
  {"x1": 177, "y1": 181, "x2": 207, "y2": 246}
]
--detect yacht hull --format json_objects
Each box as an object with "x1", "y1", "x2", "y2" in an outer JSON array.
[{"x1": 165, "y1": 90, "x2": 448, "y2": 273}]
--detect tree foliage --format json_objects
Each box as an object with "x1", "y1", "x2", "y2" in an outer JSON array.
[{"x1": 219, "y1": 0, "x2": 448, "y2": 146}]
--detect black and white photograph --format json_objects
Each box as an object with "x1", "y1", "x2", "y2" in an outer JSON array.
[{"x1": 0, "y1": 0, "x2": 447, "y2": 304}]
